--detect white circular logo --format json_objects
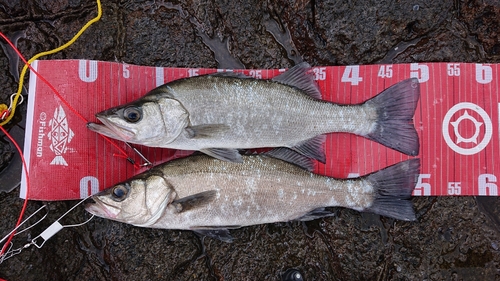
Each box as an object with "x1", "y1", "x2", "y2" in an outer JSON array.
[{"x1": 442, "y1": 102, "x2": 492, "y2": 155}]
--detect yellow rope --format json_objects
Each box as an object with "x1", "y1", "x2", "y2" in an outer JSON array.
[{"x1": 0, "y1": 0, "x2": 102, "y2": 126}]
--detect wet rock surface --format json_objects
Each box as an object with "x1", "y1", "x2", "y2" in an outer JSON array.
[{"x1": 1, "y1": 0, "x2": 500, "y2": 280}]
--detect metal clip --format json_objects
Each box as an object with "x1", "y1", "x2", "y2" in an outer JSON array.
[
  {"x1": 0, "y1": 197, "x2": 94, "y2": 264},
  {"x1": 0, "y1": 205, "x2": 48, "y2": 245},
  {"x1": 9, "y1": 93, "x2": 24, "y2": 108},
  {"x1": 29, "y1": 196, "x2": 95, "y2": 249},
  {"x1": 0, "y1": 205, "x2": 48, "y2": 264}
]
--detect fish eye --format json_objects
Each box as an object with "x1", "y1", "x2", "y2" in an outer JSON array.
[
  {"x1": 111, "y1": 184, "x2": 129, "y2": 201},
  {"x1": 123, "y1": 107, "x2": 142, "y2": 123}
]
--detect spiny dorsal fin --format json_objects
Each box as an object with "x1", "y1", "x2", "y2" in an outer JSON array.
[
  {"x1": 208, "y1": 71, "x2": 251, "y2": 79},
  {"x1": 271, "y1": 62, "x2": 322, "y2": 99}
]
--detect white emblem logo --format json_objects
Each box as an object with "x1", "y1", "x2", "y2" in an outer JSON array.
[
  {"x1": 442, "y1": 102, "x2": 492, "y2": 155},
  {"x1": 48, "y1": 105, "x2": 75, "y2": 166}
]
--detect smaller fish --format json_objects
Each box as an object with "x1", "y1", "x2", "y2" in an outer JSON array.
[{"x1": 86, "y1": 150, "x2": 420, "y2": 242}]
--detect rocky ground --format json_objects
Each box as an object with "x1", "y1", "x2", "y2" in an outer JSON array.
[{"x1": 1, "y1": 0, "x2": 500, "y2": 280}]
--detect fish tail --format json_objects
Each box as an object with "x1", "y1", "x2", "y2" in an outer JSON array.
[
  {"x1": 364, "y1": 158, "x2": 420, "y2": 221},
  {"x1": 50, "y1": 155, "x2": 68, "y2": 166},
  {"x1": 364, "y1": 78, "x2": 420, "y2": 156}
]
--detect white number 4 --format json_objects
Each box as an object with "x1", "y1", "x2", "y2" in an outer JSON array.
[{"x1": 341, "y1": 65, "x2": 363, "y2": 85}]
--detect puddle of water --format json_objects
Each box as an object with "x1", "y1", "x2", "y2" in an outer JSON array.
[
  {"x1": 189, "y1": 16, "x2": 245, "y2": 69},
  {"x1": 264, "y1": 16, "x2": 303, "y2": 65},
  {"x1": 377, "y1": 37, "x2": 423, "y2": 64},
  {"x1": 144, "y1": 1, "x2": 244, "y2": 69}
]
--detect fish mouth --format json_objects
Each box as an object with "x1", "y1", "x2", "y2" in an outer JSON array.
[
  {"x1": 86, "y1": 116, "x2": 134, "y2": 141},
  {"x1": 84, "y1": 197, "x2": 119, "y2": 219}
]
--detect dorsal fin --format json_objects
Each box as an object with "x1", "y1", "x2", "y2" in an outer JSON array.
[
  {"x1": 271, "y1": 62, "x2": 322, "y2": 99},
  {"x1": 208, "y1": 71, "x2": 251, "y2": 79}
]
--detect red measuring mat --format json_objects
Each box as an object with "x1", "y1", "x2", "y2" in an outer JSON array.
[{"x1": 22, "y1": 60, "x2": 499, "y2": 200}]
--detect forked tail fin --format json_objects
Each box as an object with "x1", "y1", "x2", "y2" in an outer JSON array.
[
  {"x1": 50, "y1": 155, "x2": 68, "y2": 166},
  {"x1": 364, "y1": 78, "x2": 420, "y2": 156},
  {"x1": 364, "y1": 158, "x2": 420, "y2": 221}
]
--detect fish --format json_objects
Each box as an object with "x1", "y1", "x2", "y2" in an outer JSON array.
[
  {"x1": 85, "y1": 149, "x2": 420, "y2": 242},
  {"x1": 48, "y1": 105, "x2": 75, "y2": 166},
  {"x1": 87, "y1": 63, "x2": 420, "y2": 163}
]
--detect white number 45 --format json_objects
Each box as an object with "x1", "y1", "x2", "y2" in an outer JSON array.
[{"x1": 378, "y1": 65, "x2": 393, "y2": 78}]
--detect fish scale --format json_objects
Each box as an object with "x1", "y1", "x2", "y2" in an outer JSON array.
[
  {"x1": 88, "y1": 62, "x2": 420, "y2": 163},
  {"x1": 86, "y1": 153, "x2": 420, "y2": 242},
  {"x1": 163, "y1": 75, "x2": 372, "y2": 148}
]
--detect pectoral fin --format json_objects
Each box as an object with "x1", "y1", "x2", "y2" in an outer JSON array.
[
  {"x1": 172, "y1": 190, "x2": 217, "y2": 213},
  {"x1": 201, "y1": 148, "x2": 243, "y2": 163},
  {"x1": 185, "y1": 124, "x2": 230, "y2": 139}
]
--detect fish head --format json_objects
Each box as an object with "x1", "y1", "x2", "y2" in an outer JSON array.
[
  {"x1": 85, "y1": 174, "x2": 176, "y2": 227},
  {"x1": 88, "y1": 97, "x2": 189, "y2": 146}
]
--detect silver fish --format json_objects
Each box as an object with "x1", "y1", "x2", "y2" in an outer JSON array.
[
  {"x1": 85, "y1": 150, "x2": 420, "y2": 242},
  {"x1": 87, "y1": 63, "x2": 420, "y2": 163}
]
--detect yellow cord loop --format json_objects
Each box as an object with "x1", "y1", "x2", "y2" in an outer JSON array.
[{"x1": 0, "y1": 0, "x2": 102, "y2": 126}]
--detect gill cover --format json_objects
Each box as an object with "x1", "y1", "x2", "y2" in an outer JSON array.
[
  {"x1": 155, "y1": 97, "x2": 190, "y2": 144},
  {"x1": 88, "y1": 175, "x2": 176, "y2": 227}
]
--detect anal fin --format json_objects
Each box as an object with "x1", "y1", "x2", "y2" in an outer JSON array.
[
  {"x1": 192, "y1": 227, "x2": 236, "y2": 243},
  {"x1": 201, "y1": 148, "x2": 243, "y2": 163},
  {"x1": 296, "y1": 207, "x2": 336, "y2": 221}
]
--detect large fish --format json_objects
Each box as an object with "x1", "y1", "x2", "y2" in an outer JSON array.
[
  {"x1": 87, "y1": 63, "x2": 420, "y2": 163},
  {"x1": 85, "y1": 150, "x2": 420, "y2": 242}
]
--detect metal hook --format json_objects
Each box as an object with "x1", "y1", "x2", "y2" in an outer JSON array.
[{"x1": 125, "y1": 142, "x2": 152, "y2": 167}]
